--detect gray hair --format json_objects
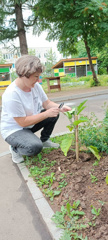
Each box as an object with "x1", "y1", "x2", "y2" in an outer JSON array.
[{"x1": 15, "y1": 55, "x2": 43, "y2": 78}]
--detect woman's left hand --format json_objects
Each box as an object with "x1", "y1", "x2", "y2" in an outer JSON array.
[{"x1": 60, "y1": 105, "x2": 71, "y2": 113}]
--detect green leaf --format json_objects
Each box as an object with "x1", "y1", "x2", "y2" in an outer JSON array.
[
  {"x1": 60, "y1": 230, "x2": 71, "y2": 240},
  {"x1": 88, "y1": 145, "x2": 101, "y2": 161},
  {"x1": 64, "y1": 108, "x2": 75, "y2": 119},
  {"x1": 73, "y1": 116, "x2": 89, "y2": 126},
  {"x1": 66, "y1": 202, "x2": 71, "y2": 214},
  {"x1": 60, "y1": 135, "x2": 73, "y2": 156},
  {"x1": 76, "y1": 100, "x2": 87, "y2": 115},
  {"x1": 72, "y1": 200, "x2": 80, "y2": 209},
  {"x1": 105, "y1": 175, "x2": 108, "y2": 185},
  {"x1": 54, "y1": 190, "x2": 61, "y2": 196},
  {"x1": 66, "y1": 125, "x2": 74, "y2": 131}
]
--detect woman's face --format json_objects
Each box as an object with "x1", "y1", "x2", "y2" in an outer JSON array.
[{"x1": 24, "y1": 72, "x2": 41, "y2": 88}]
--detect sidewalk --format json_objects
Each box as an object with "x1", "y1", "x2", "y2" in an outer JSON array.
[
  {"x1": 0, "y1": 85, "x2": 108, "y2": 240},
  {"x1": 47, "y1": 85, "x2": 108, "y2": 102},
  {"x1": 0, "y1": 135, "x2": 54, "y2": 240}
]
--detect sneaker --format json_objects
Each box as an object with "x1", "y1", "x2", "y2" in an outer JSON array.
[
  {"x1": 42, "y1": 139, "x2": 60, "y2": 149},
  {"x1": 9, "y1": 145, "x2": 24, "y2": 164}
]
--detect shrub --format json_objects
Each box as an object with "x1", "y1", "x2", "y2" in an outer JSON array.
[
  {"x1": 78, "y1": 76, "x2": 92, "y2": 82},
  {"x1": 79, "y1": 110, "x2": 108, "y2": 153}
]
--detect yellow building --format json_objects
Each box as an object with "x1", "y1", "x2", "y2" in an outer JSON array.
[
  {"x1": 52, "y1": 57, "x2": 97, "y2": 78},
  {"x1": 0, "y1": 64, "x2": 12, "y2": 89}
]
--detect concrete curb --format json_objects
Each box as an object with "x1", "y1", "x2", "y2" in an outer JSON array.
[
  {"x1": 50, "y1": 89, "x2": 108, "y2": 102},
  {"x1": 17, "y1": 163, "x2": 63, "y2": 240}
]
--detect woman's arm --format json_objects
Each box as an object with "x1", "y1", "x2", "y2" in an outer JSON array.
[
  {"x1": 14, "y1": 99, "x2": 71, "y2": 128},
  {"x1": 14, "y1": 106, "x2": 60, "y2": 127}
]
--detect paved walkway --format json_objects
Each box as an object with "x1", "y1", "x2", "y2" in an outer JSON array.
[
  {"x1": 0, "y1": 137, "x2": 53, "y2": 240},
  {"x1": 0, "y1": 86, "x2": 108, "y2": 240}
]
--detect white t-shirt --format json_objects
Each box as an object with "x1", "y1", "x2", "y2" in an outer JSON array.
[{"x1": 1, "y1": 81, "x2": 48, "y2": 140}]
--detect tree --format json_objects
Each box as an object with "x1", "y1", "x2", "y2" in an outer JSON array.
[
  {"x1": 33, "y1": 0, "x2": 108, "y2": 85},
  {"x1": 0, "y1": 0, "x2": 37, "y2": 55},
  {"x1": 0, "y1": 50, "x2": 6, "y2": 64},
  {"x1": 71, "y1": 40, "x2": 97, "y2": 58},
  {"x1": 44, "y1": 48, "x2": 57, "y2": 76},
  {"x1": 98, "y1": 43, "x2": 108, "y2": 74}
]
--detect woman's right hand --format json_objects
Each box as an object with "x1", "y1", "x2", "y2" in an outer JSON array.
[{"x1": 46, "y1": 107, "x2": 60, "y2": 117}]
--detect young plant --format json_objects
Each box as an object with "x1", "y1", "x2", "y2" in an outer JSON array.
[
  {"x1": 52, "y1": 201, "x2": 88, "y2": 240},
  {"x1": 60, "y1": 100, "x2": 102, "y2": 162},
  {"x1": 60, "y1": 100, "x2": 89, "y2": 160},
  {"x1": 91, "y1": 205, "x2": 101, "y2": 219},
  {"x1": 90, "y1": 174, "x2": 98, "y2": 183}
]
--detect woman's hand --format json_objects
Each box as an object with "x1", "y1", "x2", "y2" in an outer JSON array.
[
  {"x1": 60, "y1": 105, "x2": 71, "y2": 113},
  {"x1": 46, "y1": 107, "x2": 60, "y2": 117}
]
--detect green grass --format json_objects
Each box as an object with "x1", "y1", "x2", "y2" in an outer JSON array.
[{"x1": 42, "y1": 75, "x2": 108, "y2": 93}]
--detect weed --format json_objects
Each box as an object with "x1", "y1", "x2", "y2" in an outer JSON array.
[
  {"x1": 52, "y1": 201, "x2": 88, "y2": 240},
  {"x1": 98, "y1": 200, "x2": 105, "y2": 206},
  {"x1": 91, "y1": 205, "x2": 101, "y2": 219},
  {"x1": 43, "y1": 188, "x2": 61, "y2": 201},
  {"x1": 90, "y1": 174, "x2": 98, "y2": 183},
  {"x1": 60, "y1": 173, "x2": 66, "y2": 179},
  {"x1": 58, "y1": 180, "x2": 67, "y2": 189},
  {"x1": 105, "y1": 174, "x2": 108, "y2": 184}
]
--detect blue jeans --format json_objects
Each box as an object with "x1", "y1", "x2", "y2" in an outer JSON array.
[{"x1": 5, "y1": 113, "x2": 59, "y2": 156}]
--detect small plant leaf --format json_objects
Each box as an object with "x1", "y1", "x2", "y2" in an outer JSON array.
[
  {"x1": 72, "y1": 200, "x2": 80, "y2": 209},
  {"x1": 66, "y1": 125, "x2": 74, "y2": 131},
  {"x1": 105, "y1": 174, "x2": 108, "y2": 184},
  {"x1": 64, "y1": 108, "x2": 75, "y2": 119},
  {"x1": 76, "y1": 100, "x2": 87, "y2": 115},
  {"x1": 60, "y1": 136, "x2": 73, "y2": 156},
  {"x1": 88, "y1": 145, "x2": 101, "y2": 161},
  {"x1": 60, "y1": 230, "x2": 71, "y2": 240},
  {"x1": 54, "y1": 190, "x2": 61, "y2": 196},
  {"x1": 66, "y1": 202, "x2": 71, "y2": 214},
  {"x1": 73, "y1": 116, "x2": 89, "y2": 126}
]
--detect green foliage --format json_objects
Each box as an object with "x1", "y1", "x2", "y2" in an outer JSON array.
[
  {"x1": 90, "y1": 79, "x2": 101, "y2": 87},
  {"x1": 88, "y1": 146, "x2": 101, "y2": 161},
  {"x1": 91, "y1": 206, "x2": 101, "y2": 218},
  {"x1": 0, "y1": 0, "x2": 37, "y2": 53},
  {"x1": 0, "y1": 50, "x2": 6, "y2": 64},
  {"x1": 76, "y1": 100, "x2": 87, "y2": 115},
  {"x1": 11, "y1": 71, "x2": 17, "y2": 82},
  {"x1": 28, "y1": 48, "x2": 36, "y2": 56},
  {"x1": 25, "y1": 151, "x2": 68, "y2": 202},
  {"x1": 79, "y1": 109, "x2": 108, "y2": 154},
  {"x1": 34, "y1": 0, "x2": 108, "y2": 83},
  {"x1": 60, "y1": 134, "x2": 74, "y2": 157},
  {"x1": 43, "y1": 48, "x2": 57, "y2": 77},
  {"x1": 105, "y1": 175, "x2": 108, "y2": 185},
  {"x1": 78, "y1": 76, "x2": 92, "y2": 82},
  {"x1": 61, "y1": 100, "x2": 89, "y2": 157},
  {"x1": 90, "y1": 174, "x2": 98, "y2": 183},
  {"x1": 98, "y1": 43, "x2": 108, "y2": 74},
  {"x1": 52, "y1": 201, "x2": 87, "y2": 240}
]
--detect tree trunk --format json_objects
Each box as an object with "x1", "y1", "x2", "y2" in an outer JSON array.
[
  {"x1": 15, "y1": 4, "x2": 28, "y2": 55},
  {"x1": 84, "y1": 40, "x2": 99, "y2": 85}
]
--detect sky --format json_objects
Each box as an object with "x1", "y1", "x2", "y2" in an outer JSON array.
[
  {"x1": 0, "y1": 8, "x2": 63, "y2": 61},
  {"x1": 15, "y1": 30, "x2": 62, "y2": 61}
]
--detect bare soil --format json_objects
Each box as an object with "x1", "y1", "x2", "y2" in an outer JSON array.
[{"x1": 33, "y1": 148, "x2": 108, "y2": 240}]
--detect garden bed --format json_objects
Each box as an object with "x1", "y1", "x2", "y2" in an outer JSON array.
[{"x1": 25, "y1": 147, "x2": 108, "y2": 240}]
